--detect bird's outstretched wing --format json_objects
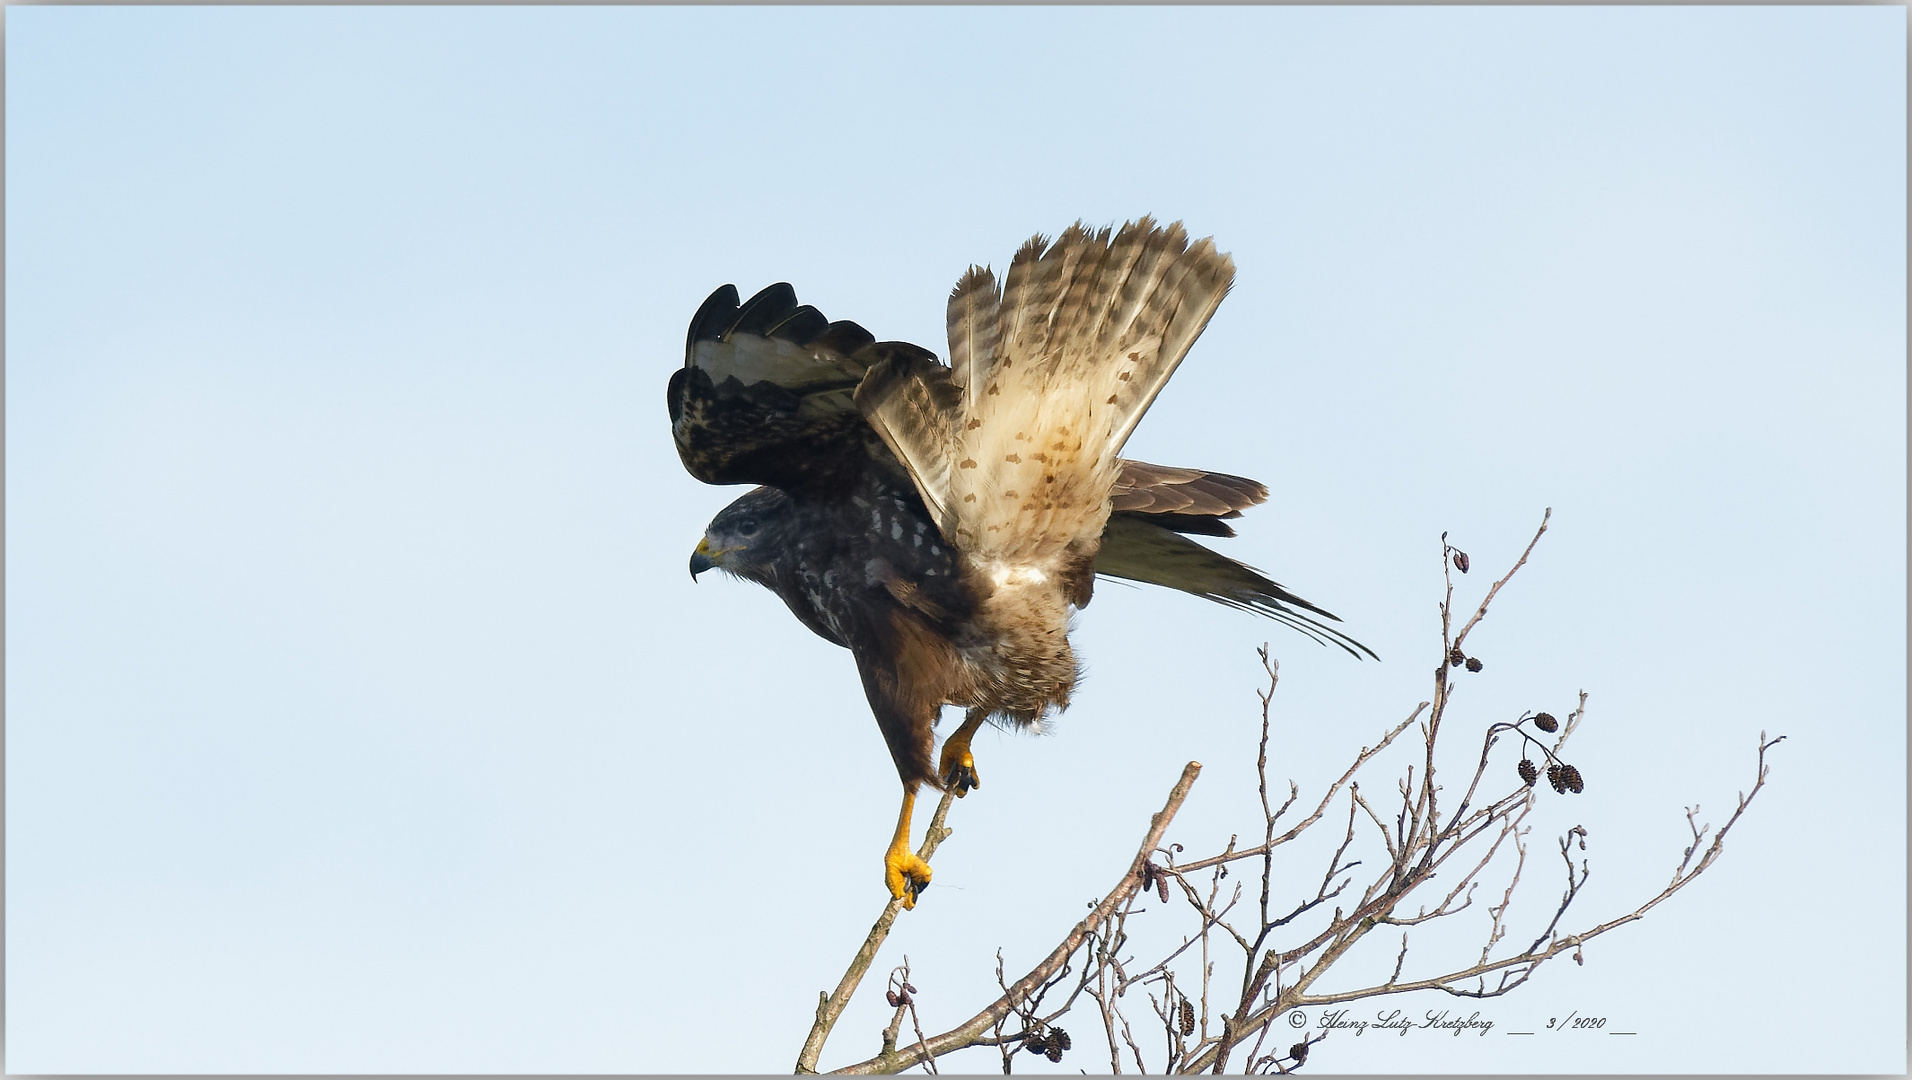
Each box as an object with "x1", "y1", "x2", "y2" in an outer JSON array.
[
  {"x1": 1094, "y1": 512, "x2": 1378, "y2": 659},
  {"x1": 856, "y1": 218, "x2": 1235, "y2": 569},
  {"x1": 667, "y1": 282, "x2": 938, "y2": 495}
]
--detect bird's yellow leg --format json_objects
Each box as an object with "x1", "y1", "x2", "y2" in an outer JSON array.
[
  {"x1": 938, "y1": 709, "x2": 986, "y2": 797},
  {"x1": 884, "y1": 787, "x2": 933, "y2": 909}
]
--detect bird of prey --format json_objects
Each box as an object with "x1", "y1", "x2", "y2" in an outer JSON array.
[{"x1": 670, "y1": 217, "x2": 1372, "y2": 908}]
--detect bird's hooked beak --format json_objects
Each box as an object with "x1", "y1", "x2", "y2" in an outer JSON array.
[{"x1": 689, "y1": 537, "x2": 719, "y2": 580}]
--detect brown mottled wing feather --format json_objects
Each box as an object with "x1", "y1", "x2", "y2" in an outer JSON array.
[
  {"x1": 1094, "y1": 513, "x2": 1377, "y2": 659},
  {"x1": 1110, "y1": 460, "x2": 1268, "y2": 537},
  {"x1": 668, "y1": 283, "x2": 930, "y2": 495},
  {"x1": 852, "y1": 349, "x2": 964, "y2": 536}
]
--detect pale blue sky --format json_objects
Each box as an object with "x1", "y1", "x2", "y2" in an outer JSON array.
[{"x1": 7, "y1": 5, "x2": 1904, "y2": 1074}]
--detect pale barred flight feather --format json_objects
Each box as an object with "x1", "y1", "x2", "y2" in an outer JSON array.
[
  {"x1": 859, "y1": 218, "x2": 1237, "y2": 576},
  {"x1": 946, "y1": 266, "x2": 1000, "y2": 404}
]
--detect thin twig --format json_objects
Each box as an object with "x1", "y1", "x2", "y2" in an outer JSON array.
[
  {"x1": 796, "y1": 788, "x2": 960, "y2": 1073},
  {"x1": 831, "y1": 763, "x2": 1204, "y2": 1074}
]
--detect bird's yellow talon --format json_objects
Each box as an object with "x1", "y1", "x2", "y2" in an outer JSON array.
[
  {"x1": 939, "y1": 710, "x2": 987, "y2": 797},
  {"x1": 885, "y1": 846, "x2": 932, "y2": 909},
  {"x1": 943, "y1": 750, "x2": 980, "y2": 797},
  {"x1": 886, "y1": 788, "x2": 933, "y2": 909}
]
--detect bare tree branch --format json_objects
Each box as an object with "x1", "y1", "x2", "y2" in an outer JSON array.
[
  {"x1": 797, "y1": 790, "x2": 960, "y2": 1073},
  {"x1": 796, "y1": 515, "x2": 1782, "y2": 1074},
  {"x1": 828, "y1": 763, "x2": 1203, "y2": 1075}
]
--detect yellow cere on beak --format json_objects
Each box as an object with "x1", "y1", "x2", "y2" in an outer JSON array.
[{"x1": 690, "y1": 537, "x2": 719, "y2": 580}]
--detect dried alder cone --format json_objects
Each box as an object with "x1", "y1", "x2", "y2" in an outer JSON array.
[
  {"x1": 1508, "y1": 710, "x2": 1585, "y2": 794},
  {"x1": 1023, "y1": 1026, "x2": 1069, "y2": 1061},
  {"x1": 1544, "y1": 762, "x2": 1565, "y2": 792},
  {"x1": 1546, "y1": 762, "x2": 1585, "y2": 794},
  {"x1": 1140, "y1": 859, "x2": 1171, "y2": 903},
  {"x1": 1179, "y1": 998, "x2": 1196, "y2": 1036}
]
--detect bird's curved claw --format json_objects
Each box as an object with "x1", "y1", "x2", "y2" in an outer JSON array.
[
  {"x1": 885, "y1": 840, "x2": 932, "y2": 909},
  {"x1": 940, "y1": 747, "x2": 981, "y2": 798}
]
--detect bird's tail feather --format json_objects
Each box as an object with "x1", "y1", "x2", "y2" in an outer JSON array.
[{"x1": 1095, "y1": 514, "x2": 1378, "y2": 660}]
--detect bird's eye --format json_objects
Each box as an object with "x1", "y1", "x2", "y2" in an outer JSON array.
[{"x1": 737, "y1": 517, "x2": 761, "y2": 538}]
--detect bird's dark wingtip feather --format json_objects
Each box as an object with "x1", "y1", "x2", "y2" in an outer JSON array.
[
  {"x1": 767, "y1": 304, "x2": 831, "y2": 345},
  {"x1": 728, "y1": 283, "x2": 801, "y2": 339},
  {"x1": 687, "y1": 285, "x2": 741, "y2": 355},
  {"x1": 813, "y1": 319, "x2": 876, "y2": 356}
]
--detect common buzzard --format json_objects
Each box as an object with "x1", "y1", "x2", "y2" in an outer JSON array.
[{"x1": 670, "y1": 217, "x2": 1372, "y2": 908}]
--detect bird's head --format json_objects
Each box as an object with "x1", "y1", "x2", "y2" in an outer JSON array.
[{"x1": 690, "y1": 486, "x2": 795, "y2": 587}]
